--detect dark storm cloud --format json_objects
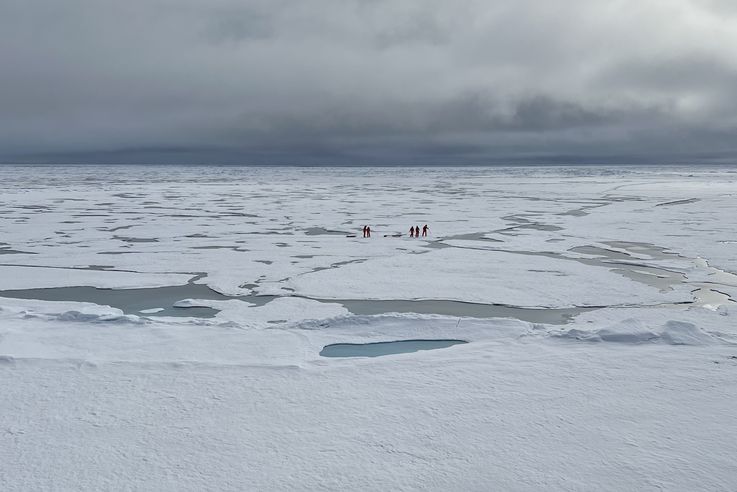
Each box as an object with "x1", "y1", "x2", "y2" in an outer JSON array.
[{"x1": 1, "y1": 0, "x2": 736, "y2": 164}]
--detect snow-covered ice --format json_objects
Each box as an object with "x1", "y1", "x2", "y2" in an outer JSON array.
[{"x1": 1, "y1": 165, "x2": 737, "y2": 490}]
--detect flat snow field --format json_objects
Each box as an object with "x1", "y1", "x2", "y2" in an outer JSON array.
[{"x1": 1, "y1": 165, "x2": 737, "y2": 491}]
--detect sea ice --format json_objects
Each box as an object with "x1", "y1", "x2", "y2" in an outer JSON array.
[{"x1": 1, "y1": 165, "x2": 737, "y2": 490}]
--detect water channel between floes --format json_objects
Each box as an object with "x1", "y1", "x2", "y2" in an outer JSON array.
[
  {"x1": 1, "y1": 242, "x2": 732, "y2": 322},
  {"x1": 0, "y1": 284, "x2": 595, "y2": 324}
]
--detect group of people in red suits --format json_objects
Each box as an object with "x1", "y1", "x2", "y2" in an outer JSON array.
[
  {"x1": 409, "y1": 225, "x2": 429, "y2": 238},
  {"x1": 360, "y1": 225, "x2": 429, "y2": 238}
]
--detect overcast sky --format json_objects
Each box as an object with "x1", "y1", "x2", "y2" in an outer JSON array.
[{"x1": 2, "y1": 0, "x2": 736, "y2": 165}]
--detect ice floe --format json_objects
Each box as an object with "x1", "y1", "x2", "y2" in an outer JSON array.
[{"x1": 2, "y1": 165, "x2": 737, "y2": 490}]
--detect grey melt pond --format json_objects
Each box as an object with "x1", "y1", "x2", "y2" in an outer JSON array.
[
  {"x1": 0, "y1": 284, "x2": 240, "y2": 318},
  {"x1": 320, "y1": 339, "x2": 468, "y2": 358}
]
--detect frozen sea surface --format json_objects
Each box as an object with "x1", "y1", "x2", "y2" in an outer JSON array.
[{"x1": 1, "y1": 165, "x2": 737, "y2": 491}]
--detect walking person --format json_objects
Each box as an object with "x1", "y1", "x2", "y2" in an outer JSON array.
[
  {"x1": 366, "y1": 225, "x2": 371, "y2": 238},
  {"x1": 409, "y1": 226, "x2": 415, "y2": 238},
  {"x1": 415, "y1": 225, "x2": 420, "y2": 238},
  {"x1": 422, "y1": 224, "x2": 429, "y2": 237},
  {"x1": 362, "y1": 225, "x2": 367, "y2": 238}
]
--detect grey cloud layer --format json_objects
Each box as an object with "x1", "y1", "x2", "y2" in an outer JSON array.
[{"x1": 2, "y1": 0, "x2": 736, "y2": 164}]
